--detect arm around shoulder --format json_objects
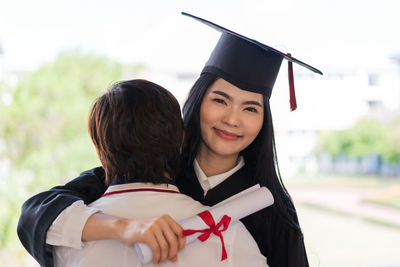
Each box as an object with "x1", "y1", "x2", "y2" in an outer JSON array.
[
  {"x1": 17, "y1": 167, "x2": 106, "y2": 267},
  {"x1": 82, "y1": 213, "x2": 186, "y2": 265}
]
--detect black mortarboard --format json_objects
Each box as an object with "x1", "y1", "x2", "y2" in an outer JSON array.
[{"x1": 182, "y1": 12, "x2": 323, "y2": 111}]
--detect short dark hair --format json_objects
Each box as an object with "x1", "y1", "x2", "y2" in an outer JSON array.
[{"x1": 88, "y1": 79, "x2": 183, "y2": 185}]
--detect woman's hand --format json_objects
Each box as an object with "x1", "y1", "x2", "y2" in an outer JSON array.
[
  {"x1": 82, "y1": 213, "x2": 185, "y2": 265},
  {"x1": 116, "y1": 215, "x2": 186, "y2": 265}
]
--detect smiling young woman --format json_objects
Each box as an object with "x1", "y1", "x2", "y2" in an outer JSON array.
[{"x1": 197, "y1": 78, "x2": 264, "y2": 176}]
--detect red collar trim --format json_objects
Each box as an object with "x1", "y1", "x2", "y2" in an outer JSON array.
[{"x1": 101, "y1": 188, "x2": 180, "y2": 197}]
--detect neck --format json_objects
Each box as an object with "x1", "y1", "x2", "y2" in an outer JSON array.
[{"x1": 196, "y1": 145, "x2": 239, "y2": 177}]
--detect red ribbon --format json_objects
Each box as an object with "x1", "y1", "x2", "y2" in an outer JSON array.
[
  {"x1": 182, "y1": 210, "x2": 231, "y2": 261},
  {"x1": 287, "y1": 53, "x2": 297, "y2": 111}
]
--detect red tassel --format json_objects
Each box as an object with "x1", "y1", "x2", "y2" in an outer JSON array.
[{"x1": 287, "y1": 53, "x2": 297, "y2": 111}]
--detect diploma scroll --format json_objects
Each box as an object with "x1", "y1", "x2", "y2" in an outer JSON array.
[
  {"x1": 212, "y1": 184, "x2": 260, "y2": 208},
  {"x1": 135, "y1": 186, "x2": 274, "y2": 264}
]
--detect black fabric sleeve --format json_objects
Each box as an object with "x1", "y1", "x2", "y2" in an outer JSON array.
[{"x1": 17, "y1": 167, "x2": 106, "y2": 267}]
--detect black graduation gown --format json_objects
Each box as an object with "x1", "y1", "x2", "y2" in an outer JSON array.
[
  {"x1": 177, "y1": 165, "x2": 309, "y2": 267},
  {"x1": 17, "y1": 167, "x2": 107, "y2": 267},
  {"x1": 18, "y1": 166, "x2": 308, "y2": 267}
]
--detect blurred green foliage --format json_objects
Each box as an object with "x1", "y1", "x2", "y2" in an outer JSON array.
[
  {"x1": 0, "y1": 50, "x2": 141, "y2": 265},
  {"x1": 317, "y1": 117, "x2": 400, "y2": 163}
]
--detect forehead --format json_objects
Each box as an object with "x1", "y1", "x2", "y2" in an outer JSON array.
[{"x1": 206, "y1": 78, "x2": 264, "y2": 103}]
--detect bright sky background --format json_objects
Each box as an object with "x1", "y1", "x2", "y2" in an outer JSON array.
[{"x1": 1, "y1": 0, "x2": 400, "y2": 73}]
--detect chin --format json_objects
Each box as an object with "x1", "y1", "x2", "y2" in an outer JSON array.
[{"x1": 212, "y1": 146, "x2": 241, "y2": 158}]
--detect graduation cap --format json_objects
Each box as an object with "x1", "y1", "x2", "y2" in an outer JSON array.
[{"x1": 182, "y1": 12, "x2": 323, "y2": 111}]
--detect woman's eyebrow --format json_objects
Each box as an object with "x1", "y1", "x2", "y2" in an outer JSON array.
[
  {"x1": 211, "y1": 90, "x2": 231, "y2": 100},
  {"x1": 243, "y1": 100, "x2": 263, "y2": 107}
]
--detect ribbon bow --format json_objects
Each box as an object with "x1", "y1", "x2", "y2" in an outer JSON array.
[{"x1": 182, "y1": 210, "x2": 231, "y2": 261}]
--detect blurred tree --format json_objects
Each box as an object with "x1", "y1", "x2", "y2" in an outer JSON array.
[
  {"x1": 317, "y1": 116, "x2": 400, "y2": 163},
  {"x1": 0, "y1": 50, "x2": 137, "y2": 191},
  {"x1": 318, "y1": 119, "x2": 387, "y2": 158},
  {"x1": 0, "y1": 50, "x2": 142, "y2": 264}
]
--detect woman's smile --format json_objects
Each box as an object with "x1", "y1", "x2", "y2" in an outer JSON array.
[{"x1": 213, "y1": 127, "x2": 242, "y2": 141}]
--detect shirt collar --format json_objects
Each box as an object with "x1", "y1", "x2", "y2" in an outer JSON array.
[
  {"x1": 194, "y1": 156, "x2": 245, "y2": 195},
  {"x1": 103, "y1": 181, "x2": 180, "y2": 197},
  {"x1": 110, "y1": 178, "x2": 177, "y2": 187}
]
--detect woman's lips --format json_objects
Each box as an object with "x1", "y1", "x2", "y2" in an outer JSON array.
[{"x1": 213, "y1": 128, "x2": 241, "y2": 141}]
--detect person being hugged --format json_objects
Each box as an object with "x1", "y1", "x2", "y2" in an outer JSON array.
[{"x1": 53, "y1": 79, "x2": 268, "y2": 267}]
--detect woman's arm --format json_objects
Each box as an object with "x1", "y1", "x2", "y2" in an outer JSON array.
[
  {"x1": 18, "y1": 167, "x2": 186, "y2": 266},
  {"x1": 82, "y1": 213, "x2": 186, "y2": 265},
  {"x1": 17, "y1": 167, "x2": 107, "y2": 267},
  {"x1": 46, "y1": 200, "x2": 101, "y2": 248}
]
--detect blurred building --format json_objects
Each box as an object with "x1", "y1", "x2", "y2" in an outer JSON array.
[{"x1": 272, "y1": 55, "x2": 400, "y2": 177}]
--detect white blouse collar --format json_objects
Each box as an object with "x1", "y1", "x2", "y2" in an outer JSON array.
[{"x1": 194, "y1": 156, "x2": 245, "y2": 195}]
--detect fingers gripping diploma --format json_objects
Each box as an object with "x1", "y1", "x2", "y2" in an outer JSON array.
[{"x1": 119, "y1": 215, "x2": 186, "y2": 265}]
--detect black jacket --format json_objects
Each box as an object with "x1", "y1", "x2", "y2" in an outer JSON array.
[
  {"x1": 17, "y1": 167, "x2": 107, "y2": 267},
  {"x1": 17, "y1": 166, "x2": 308, "y2": 267}
]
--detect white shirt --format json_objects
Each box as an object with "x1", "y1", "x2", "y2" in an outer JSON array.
[
  {"x1": 194, "y1": 156, "x2": 245, "y2": 196},
  {"x1": 53, "y1": 182, "x2": 267, "y2": 267},
  {"x1": 46, "y1": 201, "x2": 100, "y2": 249},
  {"x1": 46, "y1": 158, "x2": 246, "y2": 248}
]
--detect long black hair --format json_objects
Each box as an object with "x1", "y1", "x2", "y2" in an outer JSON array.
[{"x1": 181, "y1": 72, "x2": 302, "y2": 232}]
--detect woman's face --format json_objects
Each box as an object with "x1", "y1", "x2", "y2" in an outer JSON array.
[{"x1": 199, "y1": 78, "x2": 264, "y2": 159}]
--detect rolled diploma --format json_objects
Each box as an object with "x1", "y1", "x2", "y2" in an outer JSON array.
[
  {"x1": 212, "y1": 184, "x2": 260, "y2": 208},
  {"x1": 135, "y1": 186, "x2": 274, "y2": 264}
]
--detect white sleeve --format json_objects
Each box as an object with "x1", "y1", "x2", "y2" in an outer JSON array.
[
  {"x1": 230, "y1": 222, "x2": 269, "y2": 267},
  {"x1": 45, "y1": 200, "x2": 101, "y2": 249}
]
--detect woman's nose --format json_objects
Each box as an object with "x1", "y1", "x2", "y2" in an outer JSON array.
[{"x1": 221, "y1": 109, "x2": 240, "y2": 127}]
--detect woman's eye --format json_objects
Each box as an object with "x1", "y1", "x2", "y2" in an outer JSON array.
[
  {"x1": 245, "y1": 107, "x2": 258, "y2": 113},
  {"x1": 213, "y1": 98, "x2": 226, "y2": 105}
]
